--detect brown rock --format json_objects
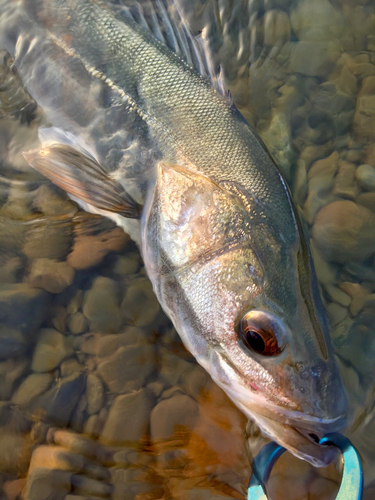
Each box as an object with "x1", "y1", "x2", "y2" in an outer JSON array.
[
  {"x1": 312, "y1": 200, "x2": 375, "y2": 262},
  {"x1": 68, "y1": 228, "x2": 128, "y2": 270},
  {"x1": 28, "y1": 259, "x2": 75, "y2": 294}
]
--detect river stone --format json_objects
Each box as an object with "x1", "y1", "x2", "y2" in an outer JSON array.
[
  {"x1": 0, "y1": 283, "x2": 49, "y2": 336},
  {"x1": 356, "y1": 164, "x2": 375, "y2": 191},
  {"x1": 0, "y1": 357, "x2": 28, "y2": 400},
  {"x1": 290, "y1": 0, "x2": 345, "y2": 42},
  {"x1": 312, "y1": 200, "x2": 375, "y2": 262},
  {"x1": 12, "y1": 373, "x2": 54, "y2": 406},
  {"x1": 150, "y1": 392, "x2": 200, "y2": 440},
  {"x1": 263, "y1": 10, "x2": 291, "y2": 47},
  {"x1": 83, "y1": 277, "x2": 122, "y2": 333},
  {"x1": 85, "y1": 373, "x2": 104, "y2": 415},
  {"x1": 121, "y1": 278, "x2": 160, "y2": 327},
  {"x1": 356, "y1": 192, "x2": 375, "y2": 212},
  {"x1": 68, "y1": 227, "x2": 128, "y2": 270},
  {"x1": 0, "y1": 256, "x2": 23, "y2": 284},
  {"x1": 28, "y1": 258, "x2": 75, "y2": 294},
  {"x1": 0, "y1": 325, "x2": 27, "y2": 359},
  {"x1": 0, "y1": 431, "x2": 31, "y2": 475},
  {"x1": 100, "y1": 388, "x2": 154, "y2": 445},
  {"x1": 31, "y1": 184, "x2": 77, "y2": 217},
  {"x1": 31, "y1": 372, "x2": 86, "y2": 427},
  {"x1": 23, "y1": 218, "x2": 73, "y2": 261},
  {"x1": 353, "y1": 77, "x2": 375, "y2": 139},
  {"x1": 112, "y1": 255, "x2": 139, "y2": 276},
  {"x1": 97, "y1": 344, "x2": 155, "y2": 393},
  {"x1": 96, "y1": 327, "x2": 150, "y2": 357},
  {"x1": 289, "y1": 41, "x2": 340, "y2": 77},
  {"x1": 32, "y1": 329, "x2": 74, "y2": 372},
  {"x1": 22, "y1": 467, "x2": 71, "y2": 500},
  {"x1": 67, "y1": 312, "x2": 88, "y2": 335},
  {"x1": 60, "y1": 358, "x2": 84, "y2": 377}
]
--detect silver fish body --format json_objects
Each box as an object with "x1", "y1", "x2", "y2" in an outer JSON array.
[{"x1": 0, "y1": 0, "x2": 347, "y2": 466}]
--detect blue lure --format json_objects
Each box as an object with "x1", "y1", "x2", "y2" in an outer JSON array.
[{"x1": 247, "y1": 433, "x2": 363, "y2": 500}]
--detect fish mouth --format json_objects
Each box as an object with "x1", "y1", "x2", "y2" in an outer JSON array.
[{"x1": 236, "y1": 399, "x2": 347, "y2": 467}]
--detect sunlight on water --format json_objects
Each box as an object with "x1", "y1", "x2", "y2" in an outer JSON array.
[{"x1": 0, "y1": 0, "x2": 375, "y2": 499}]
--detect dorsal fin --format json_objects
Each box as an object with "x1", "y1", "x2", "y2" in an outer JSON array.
[{"x1": 110, "y1": 0, "x2": 229, "y2": 100}]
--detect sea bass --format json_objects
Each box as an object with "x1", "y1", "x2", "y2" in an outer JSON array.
[{"x1": 0, "y1": 0, "x2": 347, "y2": 466}]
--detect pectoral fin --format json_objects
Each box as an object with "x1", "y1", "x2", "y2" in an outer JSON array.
[{"x1": 23, "y1": 143, "x2": 141, "y2": 219}]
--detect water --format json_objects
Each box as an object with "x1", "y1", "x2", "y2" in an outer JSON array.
[{"x1": 0, "y1": 0, "x2": 375, "y2": 498}]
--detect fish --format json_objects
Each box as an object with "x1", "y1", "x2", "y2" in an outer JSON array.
[{"x1": 0, "y1": 0, "x2": 348, "y2": 467}]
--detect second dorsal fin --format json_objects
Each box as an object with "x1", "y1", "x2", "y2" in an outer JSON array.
[{"x1": 110, "y1": 0, "x2": 229, "y2": 100}]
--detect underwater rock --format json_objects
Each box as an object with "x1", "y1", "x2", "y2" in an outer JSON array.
[
  {"x1": 0, "y1": 256, "x2": 23, "y2": 284},
  {"x1": 23, "y1": 219, "x2": 73, "y2": 261},
  {"x1": 356, "y1": 164, "x2": 375, "y2": 191},
  {"x1": 263, "y1": 10, "x2": 291, "y2": 47},
  {"x1": 22, "y1": 467, "x2": 71, "y2": 500},
  {"x1": 32, "y1": 329, "x2": 73, "y2": 372},
  {"x1": 28, "y1": 258, "x2": 75, "y2": 294},
  {"x1": 12, "y1": 373, "x2": 54, "y2": 406},
  {"x1": 60, "y1": 358, "x2": 84, "y2": 378},
  {"x1": 83, "y1": 277, "x2": 122, "y2": 333},
  {"x1": 357, "y1": 192, "x2": 375, "y2": 212},
  {"x1": 68, "y1": 227, "x2": 128, "y2": 270},
  {"x1": 121, "y1": 278, "x2": 160, "y2": 327},
  {"x1": 353, "y1": 76, "x2": 375, "y2": 139},
  {"x1": 31, "y1": 372, "x2": 85, "y2": 427},
  {"x1": 0, "y1": 325, "x2": 27, "y2": 359},
  {"x1": 0, "y1": 356, "x2": 28, "y2": 400},
  {"x1": 31, "y1": 184, "x2": 78, "y2": 217},
  {"x1": 112, "y1": 254, "x2": 140, "y2": 276},
  {"x1": 333, "y1": 160, "x2": 357, "y2": 200},
  {"x1": 0, "y1": 283, "x2": 48, "y2": 336},
  {"x1": 100, "y1": 388, "x2": 154, "y2": 445},
  {"x1": 97, "y1": 344, "x2": 155, "y2": 393},
  {"x1": 289, "y1": 41, "x2": 340, "y2": 77},
  {"x1": 150, "y1": 392, "x2": 200, "y2": 440},
  {"x1": 312, "y1": 200, "x2": 375, "y2": 262},
  {"x1": 67, "y1": 312, "x2": 88, "y2": 335},
  {"x1": 290, "y1": 0, "x2": 345, "y2": 42},
  {"x1": 85, "y1": 373, "x2": 104, "y2": 415}
]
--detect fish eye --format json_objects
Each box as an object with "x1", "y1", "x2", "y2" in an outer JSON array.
[{"x1": 239, "y1": 311, "x2": 286, "y2": 356}]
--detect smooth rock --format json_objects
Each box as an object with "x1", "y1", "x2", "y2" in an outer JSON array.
[
  {"x1": 12, "y1": 373, "x2": 54, "y2": 406},
  {"x1": 60, "y1": 358, "x2": 84, "y2": 377},
  {"x1": 312, "y1": 200, "x2": 375, "y2": 262},
  {"x1": 150, "y1": 392, "x2": 199, "y2": 440},
  {"x1": 97, "y1": 344, "x2": 155, "y2": 393},
  {"x1": 290, "y1": 0, "x2": 345, "y2": 42},
  {"x1": 0, "y1": 431, "x2": 31, "y2": 475},
  {"x1": 0, "y1": 325, "x2": 27, "y2": 359},
  {"x1": 289, "y1": 41, "x2": 340, "y2": 77},
  {"x1": 100, "y1": 388, "x2": 154, "y2": 445},
  {"x1": 96, "y1": 327, "x2": 150, "y2": 358},
  {"x1": 324, "y1": 284, "x2": 351, "y2": 307},
  {"x1": 23, "y1": 219, "x2": 73, "y2": 261},
  {"x1": 85, "y1": 373, "x2": 104, "y2": 415},
  {"x1": 31, "y1": 184, "x2": 77, "y2": 217},
  {"x1": 112, "y1": 255, "x2": 139, "y2": 276},
  {"x1": 159, "y1": 347, "x2": 195, "y2": 386},
  {"x1": 263, "y1": 10, "x2": 291, "y2": 47},
  {"x1": 0, "y1": 256, "x2": 23, "y2": 284},
  {"x1": 28, "y1": 445, "x2": 85, "y2": 473},
  {"x1": 111, "y1": 468, "x2": 154, "y2": 500},
  {"x1": 353, "y1": 78, "x2": 375, "y2": 139},
  {"x1": 333, "y1": 160, "x2": 356, "y2": 199},
  {"x1": 356, "y1": 192, "x2": 375, "y2": 212},
  {"x1": 32, "y1": 329, "x2": 73, "y2": 372},
  {"x1": 67, "y1": 312, "x2": 88, "y2": 335},
  {"x1": 28, "y1": 258, "x2": 75, "y2": 294},
  {"x1": 0, "y1": 283, "x2": 49, "y2": 335},
  {"x1": 356, "y1": 164, "x2": 375, "y2": 191},
  {"x1": 66, "y1": 290, "x2": 83, "y2": 315},
  {"x1": 22, "y1": 467, "x2": 71, "y2": 500},
  {"x1": 70, "y1": 474, "x2": 112, "y2": 498},
  {"x1": 31, "y1": 372, "x2": 85, "y2": 427},
  {"x1": 121, "y1": 278, "x2": 160, "y2": 327},
  {"x1": 83, "y1": 277, "x2": 122, "y2": 333},
  {"x1": 68, "y1": 227, "x2": 128, "y2": 270},
  {"x1": 0, "y1": 357, "x2": 28, "y2": 400}
]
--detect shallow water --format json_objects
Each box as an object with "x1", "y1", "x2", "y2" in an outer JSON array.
[{"x1": 0, "y1": 0, "x2": 375, "y2": 499}]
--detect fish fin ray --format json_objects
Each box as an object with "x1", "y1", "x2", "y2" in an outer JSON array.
[
  {"x1": 23, "y1": 141, "x2": 141, "y2": 219},
  {"x1": 111, "y1": 0, "x2": 229, "y2": 98}
]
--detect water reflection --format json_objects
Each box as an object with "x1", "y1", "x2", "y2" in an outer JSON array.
[{"x1": 0, "y1": 0, "x2": 375, "y2": 498}]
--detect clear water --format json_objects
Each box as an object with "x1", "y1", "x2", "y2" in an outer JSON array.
[{"x1": 0, "y1": 0, "x2": 375, "y2": 499}]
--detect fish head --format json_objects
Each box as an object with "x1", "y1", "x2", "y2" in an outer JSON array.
[{"x1": 142, "y1": 162, "x2": 348, "y2": 467}]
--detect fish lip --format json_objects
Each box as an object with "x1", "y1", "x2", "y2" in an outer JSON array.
[{"x1": 244, "y1": 406, "x2": 346, "y2": 467}]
